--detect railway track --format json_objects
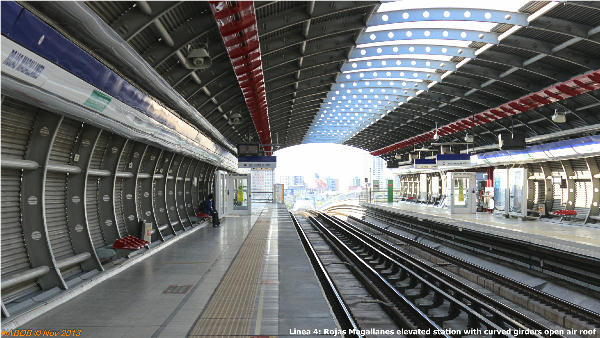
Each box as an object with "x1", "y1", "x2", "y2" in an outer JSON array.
[
  {"x1": 304, "y1": 210, "x2": 579, "y2": 338},
  {"x1": 363, "y1": 205, "x2": 600, "y2": 293},
  {"x1": 343, "y1": 213, "x2": 600, "y2": 331}
]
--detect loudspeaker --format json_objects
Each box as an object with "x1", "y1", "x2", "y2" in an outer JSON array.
[{"x1": 498, "y1": 133, "x2": 526, "y2": 150}]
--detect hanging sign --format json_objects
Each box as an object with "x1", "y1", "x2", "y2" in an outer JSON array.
[
  {"x1": 238, "y1": 156, "x2": 276, "y2": 168},
  {"x1": 436, "y1": 154, "x2": 472, "y2": 167},
  {"x1": 414, "y1": 159, "x2": 437, "y2": 169}
]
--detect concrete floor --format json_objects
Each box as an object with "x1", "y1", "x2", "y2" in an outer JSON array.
[
  {"x1": 17, "y1": 203, "x2": 335, "y2": 337},
  {"x1": 367, "y1": 202, "x2": 600, "y2": 259}
]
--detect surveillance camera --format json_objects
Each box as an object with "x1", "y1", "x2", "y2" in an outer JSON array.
[
  {"x1": 433, "y1": 132, "x2": 440, "y2": 140},
  {"x1": 552, "y1": 109, "x2": 566, "y2": 123},
  {"x1": 182, "y1": 47, "x2": 212, "y2": 70},
  {"x1": 229, "y1": 112, "x2": 242, "y2": 124},
  {"x1": 464, "y1": 134, "x2": 474, "y2": 142}
]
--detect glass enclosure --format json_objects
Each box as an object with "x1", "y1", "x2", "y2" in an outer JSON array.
[
  {"x1": 494, "y1": 169, "x2": 507, "y2": 212},
  {"x1": 508, "y1": 168, "x2": 525, "y2": 214},
  {"x1": 232, "y1": 177, "x2": 248, "y2": 210},
  {"x1": 453, "y1": 177, "x2": 469, "y2": 208}
]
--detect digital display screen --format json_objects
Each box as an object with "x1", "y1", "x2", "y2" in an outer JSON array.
[{"x1": 238, "y1": 143, "x2": 260, "y2": 156}]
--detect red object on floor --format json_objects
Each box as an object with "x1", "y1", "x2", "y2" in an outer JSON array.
[
  {"x1": 552, "y1": 210, "x2": 577, "y2": 216},
  {"x1": 113, "y1": 236, "x2": 150, "y2": 250},
  {"x1": 196, "y1": 212, "x2": 211, "y2": 218}
]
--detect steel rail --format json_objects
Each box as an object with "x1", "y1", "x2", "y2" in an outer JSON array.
[
  {"x1": 344, "y1": 213, "x2": 600, "y2": 328},
  {"x1": 318, "y1": 212, "x2": 565, "y2": 338},
  {"x1": 364, "y1": 207, "x2": 600, "y2": 292},
  {"x1": 313, "y1": 211, "x2": 568, "y2": 338},
  {"x1": 304, "y1": 213, "x2": 449, "y2": 337},
  {"x1": 290, "y1": 212, "x2": 363, "y2": 338}
]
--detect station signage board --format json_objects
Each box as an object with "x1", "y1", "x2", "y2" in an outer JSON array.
[
  {"x1": 414, "y1": 159, "x2": 437, "y2": 169},
  {"x1": 237, "y1": 156, "x2": 276, "y2": 168},
  {"x1": 436, "y1": 154, "x2": 472, "y2": 168}
]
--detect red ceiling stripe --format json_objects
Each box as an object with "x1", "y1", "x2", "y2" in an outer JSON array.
[
  {"x1": 370, "y1": 70, "x2": 600, "y2": 157},
  {"x1": 210, "y1": 1, "x2": 272, "y2": 154}
]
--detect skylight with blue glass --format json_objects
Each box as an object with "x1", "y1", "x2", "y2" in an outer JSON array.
[{"x1": 303, "y1": 0, "x2": 558, "y2": 145}]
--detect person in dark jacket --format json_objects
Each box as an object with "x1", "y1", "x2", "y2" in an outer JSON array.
[{"x1": 203, "y1": 194, "x2": 220, "y2": 227}]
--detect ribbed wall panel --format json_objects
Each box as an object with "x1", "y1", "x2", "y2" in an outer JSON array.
[
  {"x1": 48, "y1": 118, "x2": 81, "y2": 165},
  {"x1": 1, "y1": 100, "x2": 38, "y2": 160},
  {"x1": 85, "y1": 131, "x2": 111, "y2": 248},
  {"x1": 1, "y1": 99, "x2": 41, "y2": 302},
  {"x1": 89, "y1": 132, "x2": 110, "y2": 170},
  {"x1": 548, "y1": 162, "x2": 566, "y2": 211},
  {"x1": 45, "y1": 173, "x2": 76, "y2": 259},
  {"x1": 574, "y1": 180, "x2": 593, "y2": 216},
  {"x1": 570, "y1": 158, "x2": 589, "y2": 176},
  {"x1": 45, "y1": 117, "x2": 83, "y2": 278},
  {"x1": 86, "y1": 177, "x2": 105, "y2": 248},
  {"x1": 114, "y1": 141, "x2": 134, "y2": 237},
  {"x1": 1, "y1": 170, "x2": 31, "y2": 277}
]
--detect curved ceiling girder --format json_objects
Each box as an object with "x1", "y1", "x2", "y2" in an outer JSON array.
[{"x1": 371, "y1": 70, "x2": 600, "y2": 156}]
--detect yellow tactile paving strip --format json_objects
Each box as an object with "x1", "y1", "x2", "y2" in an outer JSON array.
[{"x1": 188, "y1": 208, "x2": 272, "y2": 337}]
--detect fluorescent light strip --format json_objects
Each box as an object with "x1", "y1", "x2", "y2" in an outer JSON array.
[
  {"x1": 498, "y1": 25, "x2": 522, "y2": 41},
  {"x1": 474, "y1": 43, "x2": 493, "y2": 55},
  {"x1": 427, "y1": 81, "x2": 438, "y2": 88},
  {"x1": 528, "y1": 1, "x2": 561, "y2": 22},
  {"x1": 456, "y1": 58, "x2": 472, "y2": 69},
  {"x1": 440, "y1": 71, "x2": 454, "y2": 79}
]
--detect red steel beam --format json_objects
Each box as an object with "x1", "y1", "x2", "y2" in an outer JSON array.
[
  {"x1": 371, "y1": 70, "x2": 600, "y2": 156},
  {"x1": 210, "y1": 1, "x2": 272, "y2": 154}
]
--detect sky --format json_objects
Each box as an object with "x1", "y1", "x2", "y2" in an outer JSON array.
[{"x1": 273, "y1": 143, "x2": 395, "y2": 190}]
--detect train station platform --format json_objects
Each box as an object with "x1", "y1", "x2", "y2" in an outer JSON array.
[
  {"x1": 11, "y1": 203, "x2": 335, "y2": 337},
  {"x1": 365, "y1": 202, "x2": 600, "y2": 259}
]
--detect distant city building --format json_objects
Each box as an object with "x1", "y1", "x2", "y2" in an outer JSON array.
[
  {"x1": 279, "y1": 175, "x2": 305, "y2": 186},
  {"x1": 372, "y1": 156, "x2": 385, "y2": 186},
  {"x1": 352, "y1": 177, "x2": 361, "y2": 187},
  {"x1": 251, "y1": 169, "x2": 273, "y2": 193},
  {"x1": 325, "y1": 177, "x2": 340, "y2": 191},
  {"x1": 279, "y1": 175, "x2": 306, "y2": 195}
]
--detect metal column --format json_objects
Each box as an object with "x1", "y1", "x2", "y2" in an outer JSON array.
[
  {"x1": 166, "y1": 154, "x2": 185, "y2": 232},
  {"x1": 561, "y1": 160, "x2": 576, "y2": 211},
  {"x1": 585, "y1": 157, "x2": 600, "y2": 223},
  {"x1": 97, "y1": 135, "x2": 127, "y2": 244},
  {"x1": 123, "y1": 142, "x2": 148, "y2": 237},
  {"x1": 21, "y1": 112, "x2": 67, "y2": 290},
  {"x1": 66, "y1": 125, "x2": 103, "y2": 272}
]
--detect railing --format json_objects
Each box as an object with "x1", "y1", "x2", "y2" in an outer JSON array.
[
  {"x1": 251, "y1": 191, "x2": 273, "y2": 203},
  {"x1": 318, "y1": 191, "x2": 361, "y2": 210}
]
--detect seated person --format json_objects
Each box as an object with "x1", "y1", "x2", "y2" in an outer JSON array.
[{"x1": 203, "y1": 194, "x2": 220, "y2": 227}]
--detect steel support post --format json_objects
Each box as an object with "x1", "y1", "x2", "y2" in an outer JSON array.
[
  {"x1": 176, "y1": 157, "x2": 193, "y2": 229},
  {"x1": 166, "y1": 154, "x2": 185, "y2": 232},
  {"x1": 561, "y1": 160, "x2": 576, "y2": 211},
  {"x1": 525, "y1": 164, "x2": 535, "y2": 212},
  {"x1": 540, "y1": 162, "x2": 554, "y2": 213},
  {"x1": 191, "y1": 161, "x2": 203, "y2": 214},
  {"x1": 98, "y1": 134, "x2": 126, "y2": 243},
  {"x1": 138, "y1": 146, "x2": 163, "y2": 242},
  {"x1": 184, "y1": 160, "x2": 198, "y2": 224},
  {"x1": 154, "y1": 151, "x2": 176, "y2": 236},
  {"x1": 21, "y1": 112, "x2": 67, "y2": 290},
  {"x1": 66, "y1": 125, "x2": 103, "y2": 272},
  {"x1": 199, "y1": 162, "x2": 210, "y2": 202},
  {"x1": 123, "y1": 142, "x2": 148, "y2": 237},
  {"x1": 208, "y1": 165, "x2": 217, "y2": 197},
  {"x1": 585, "y1": 157, "x2": 600, "y2": 223}
]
